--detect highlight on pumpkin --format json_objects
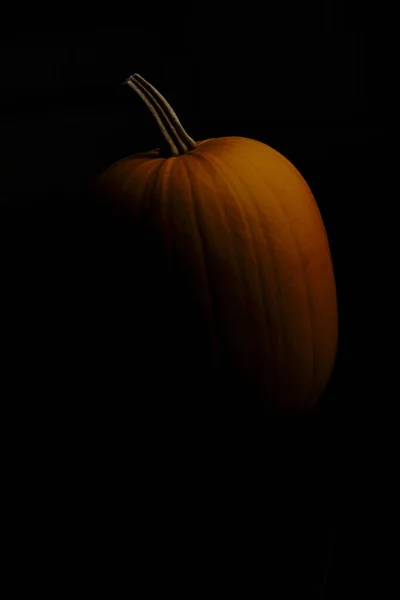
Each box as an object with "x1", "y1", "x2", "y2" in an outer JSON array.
[{"x1": 91, "y1": 73, "x2": 338, "y2": 415}]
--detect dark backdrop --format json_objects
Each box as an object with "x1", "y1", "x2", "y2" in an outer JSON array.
[{"x1": 1, "y1": 12, "x2": 388, "y2": 599}]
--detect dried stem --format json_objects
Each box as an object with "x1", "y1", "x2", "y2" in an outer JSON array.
[{"x1": 124, "y1": 73, "x2": 197, "y2": 157}]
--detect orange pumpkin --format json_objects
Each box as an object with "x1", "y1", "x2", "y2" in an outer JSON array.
[{"x1": 91, "y1": 73, "x2": 338, "y2": 416}]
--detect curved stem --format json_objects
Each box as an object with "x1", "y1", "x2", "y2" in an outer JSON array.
[{"x1": 124, "y1": 73, "x2": 197, "y2": 157}]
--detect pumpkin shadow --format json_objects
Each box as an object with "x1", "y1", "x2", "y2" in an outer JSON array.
[{"x1": 3, "y1": 183, "x2": 337, "y2": 453}]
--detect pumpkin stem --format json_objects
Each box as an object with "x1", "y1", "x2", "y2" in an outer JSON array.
[{"x1": 124, "y1": 73, "x2": 197, "y2": 157}]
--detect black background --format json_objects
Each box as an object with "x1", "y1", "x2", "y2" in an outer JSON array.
[{"x1": 1, "y1": 7, "x2": 389, "y2": 599}]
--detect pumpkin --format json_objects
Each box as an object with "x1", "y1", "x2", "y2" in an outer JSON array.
[{"x1": 91, "y1": 73, "x2": 338, "y2": 416}]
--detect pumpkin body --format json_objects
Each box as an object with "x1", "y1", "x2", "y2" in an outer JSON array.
[{"x1": 92, "y1": 135, "x2": 338, "y2": 415}]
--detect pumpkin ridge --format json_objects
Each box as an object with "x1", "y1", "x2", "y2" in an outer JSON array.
[
  {"x1": 190, "y1": 151, "x2": 248, "y2": 302},
  {"x1": 228, "y1": 148, "x2": 316, "y2": 394},
  {"x1": 194, "y1": 150, "x2": 274, "y2": 390},
  {"x1": 136, "y1": 160, "x2": 166, "y2": 228},
  {"x1": 179, "y1": 156, "x2": 221, "y2": 367},
  {"x1": 122, "y1": 159, "x2": 158, "y2": 207},
  {"x1": 157, "y1": 157, "x2": 176, "y2": 269},
  {"x1": 212, "y1": 145, "x2": 316, "y2": 401},
  {"x1": 205, "y1": 150, "x2": 281, "y2": 391},
  {"x1": 187, "y1": 151, "x2": 241, "y2": 369},
  {"x1": 256, "y1": 163, "x2": 317, "y2": 389}
]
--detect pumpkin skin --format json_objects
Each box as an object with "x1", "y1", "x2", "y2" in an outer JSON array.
[{"x1": 91, "y1": 77, "x2": 338, "y2": 416}]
